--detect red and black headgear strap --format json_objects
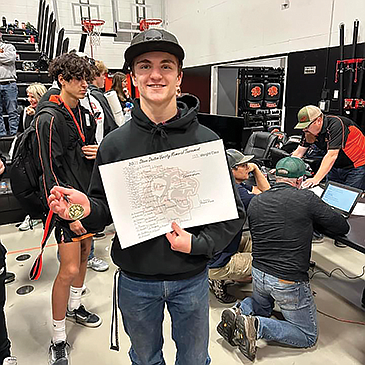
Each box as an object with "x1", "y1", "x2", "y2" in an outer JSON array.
[{"x1": 29, "y1": 210, "x2": 56, "y2": 280}]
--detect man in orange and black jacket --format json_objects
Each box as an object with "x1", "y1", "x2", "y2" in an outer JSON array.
[{"x1": 292, "y1": 105, "x2": 365, "y2": 190}]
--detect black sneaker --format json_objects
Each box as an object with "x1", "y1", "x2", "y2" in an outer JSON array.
[
  {"x1": 236, "y1": 314, "x2": 257, "y2": 361},
  {"x1": 48, "y1": 341, "x2": 70, "y2": 365},
  {"x1": 209, "y1": 279, "x2": 237, "y2": 304},
  {"x1": 217, "y1": 308, "x2": 238, "y2": 346},
  {"x1": 66, "y1": 305, "x2": 102, "y2": 327},
  {"x1": 94, "y1": 232, "x2": 105, "y2": 240},
  {"x1": 4, "y1": 272, "x2": 15, "y2": 285},
  {"x1": 312, "y1": 232, "x2": 324, "y2": 244},
  {"x1": 334, "y1": 240, "x2": 347, "y2": 248}
]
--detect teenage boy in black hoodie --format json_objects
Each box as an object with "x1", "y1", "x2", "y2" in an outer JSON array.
[
  {"x1": 35, "y1": 53, "x2": 101, "y2": 365},
  {"x1": 48, "y1": 29, "x2": 245, "y2": 365}
]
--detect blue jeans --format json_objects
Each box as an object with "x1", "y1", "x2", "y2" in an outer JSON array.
[
  {"x1": 118, "y1": 269, "x2": 211, "y2": 365},
  {"x1": 328, "y1": 165, "x2": 365, "y2": 190},
  {"x1": 239, "y1": 267, "x2": 317, "y2": 348},
  {"x1": 0, "y1": 82, "x2": 19, "y2": 136},
  {"x1": 88, "y1": 240, "x2": 95, "y2": 261}
]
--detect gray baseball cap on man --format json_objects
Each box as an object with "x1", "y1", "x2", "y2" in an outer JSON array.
[
  {"x1": 226, "y1": 149, "x2": 254, "y2": 169},
  {"x1": 124, "y1": 29, "x2": 185, "y2": 68}
]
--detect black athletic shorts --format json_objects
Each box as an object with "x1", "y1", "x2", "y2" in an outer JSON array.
[{"x1": 54, "y1": 221, "x2": 93, "y2": 244}]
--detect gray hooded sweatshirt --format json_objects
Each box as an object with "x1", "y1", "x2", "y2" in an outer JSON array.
[{"x1": 0, "y1": 42, "x2": 17, "y2": 82}]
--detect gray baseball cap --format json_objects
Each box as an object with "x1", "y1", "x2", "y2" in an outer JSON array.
[
  {"x1": 226, "y1": 149, "x2": 254, "y2": 168},
  {"x1": 124, "y1": 29, "x2": 185, "y2": 68}
]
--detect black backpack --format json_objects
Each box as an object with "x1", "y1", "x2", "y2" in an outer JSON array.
[
  {"x1": 35, "y1": 52, "x2": 50, "y2": 71},
  {"x1": 9, "y1": 107, "x2": 66, "y2": 219}
]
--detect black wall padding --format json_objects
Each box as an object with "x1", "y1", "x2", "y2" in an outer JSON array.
[
  {"x1": 55, "y1": 28, "x2": 64, "y2": 57},
  {"x1": 284, "y1": 43, "x2": 365, "y2": 134},
  {"x1": 41, "y1": 4, "x2": 49, "y2": 52}
]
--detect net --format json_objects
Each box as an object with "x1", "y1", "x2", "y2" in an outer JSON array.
[
  {"x1": 139, "y1": 18, "x2": 163, "y2": 31},
  {"x1": 82, "y1": 19, "x2": 105, "y2": 48}
]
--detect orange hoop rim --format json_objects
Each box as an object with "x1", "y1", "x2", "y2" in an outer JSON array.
[
  {"x1": 139, "y1": 18, "x2": 163, "y2": 31},
  {"x1": 82, "y1": 19, "x2": 105, "y2": 33}
]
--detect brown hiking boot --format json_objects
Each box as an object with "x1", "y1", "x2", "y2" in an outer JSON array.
[{"x1": 236, "y1": 314, "x2": 257, "y2": 361}]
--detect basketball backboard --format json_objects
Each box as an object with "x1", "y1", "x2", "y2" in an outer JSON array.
[{"x1": 52, "y1": 0, "x2": 164, "y2": 41}]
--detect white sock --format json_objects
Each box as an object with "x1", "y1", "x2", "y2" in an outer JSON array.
[
  {"x1": 52, "y1": 318, "x2": 66, "y2": 344},
  {"x1": 68, "y1": 286, "x2": 83, "y2": 311}
]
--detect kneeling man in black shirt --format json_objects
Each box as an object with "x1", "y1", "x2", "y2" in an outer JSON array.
[{"x1": 217, "y1": 156, "x2": 349, "y2": 361}]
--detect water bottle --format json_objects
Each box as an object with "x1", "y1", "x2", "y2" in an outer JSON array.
[
  {"x1": 0, "y1": 181, "x2": 7, "y2": 194},
  {"x1": 124, "y1": 102, "x2": 134, "y2": 122},
  {"x1": 261, "y1": 166, "x2": 268, "y2": 179},
  {"x1": 125, "y1": 102, "x2": 133, "y2": 110}
]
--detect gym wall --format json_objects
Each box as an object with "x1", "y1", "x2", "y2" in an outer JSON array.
[
  {"x1": 166, "y1": 0, "x2": 365, "y2": 68},
  {"x1": 4, "y1": 0, "x2": 364, "y2": 68}
]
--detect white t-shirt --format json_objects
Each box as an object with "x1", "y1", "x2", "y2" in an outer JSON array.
[{"x1": 80, "y1": 91, "x2": 105, "y2": 144}]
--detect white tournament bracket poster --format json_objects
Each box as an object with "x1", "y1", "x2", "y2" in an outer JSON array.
[{"x1": 99, "y1": 139, "x2": 238, "y2": 249}]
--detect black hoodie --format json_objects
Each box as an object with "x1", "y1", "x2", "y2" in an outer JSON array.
[
  {"x1": 82, "y1": 94, "x2": 245, "y2": 280},
  {"x1": 36, "y1": 95, "x2": 96, "y2": 199}
]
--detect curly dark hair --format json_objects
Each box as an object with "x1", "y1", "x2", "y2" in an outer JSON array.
[{"x1": 48, "y1": 52, "x2": 94, "y2": 87}]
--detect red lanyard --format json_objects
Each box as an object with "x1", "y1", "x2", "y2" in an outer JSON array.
[{"x1": 49, "y1": 94, "x2": 86, "y2": 143}]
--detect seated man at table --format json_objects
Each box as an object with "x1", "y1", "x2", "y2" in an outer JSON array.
[
  {"x1": 208, "y1": 149, "x2": 270, "y2": 303},
  {"x1": 217, "y1": 156, "x2": 349, "y2": 361}
]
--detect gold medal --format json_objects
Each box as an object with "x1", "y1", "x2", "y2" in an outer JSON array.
[{"x1": 68, "y1": 204, "x2": 85, "y2": 220}]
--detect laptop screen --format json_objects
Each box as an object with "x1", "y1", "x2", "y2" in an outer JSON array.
[{"x1": 321, "y1": 181, "x2": 362, "y2": 215}]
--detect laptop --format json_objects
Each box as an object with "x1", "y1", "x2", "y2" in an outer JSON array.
[{"x1": 320, "y1": 181, "x2": 363, "y2": 218}]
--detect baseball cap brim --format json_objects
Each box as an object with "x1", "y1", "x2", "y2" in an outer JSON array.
[
  {"x1": 275, "y1": 169, "x2": 312, "y2": 177},
  {"x1": 294, "y1": 120, "x2": 312, "y2": 129},
  {"x1": 233, "y1": 154, "x2": 255, "y2": 167},
  {"x1": 125, "y1": 41, "x2": 184, "y2": 68}
]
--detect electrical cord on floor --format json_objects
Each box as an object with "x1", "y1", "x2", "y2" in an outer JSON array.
[
  {"x1": 310, "y1": 265, "x2": 365, "y2": 325},
  {"x1": 317, "y1": 309, "x2": 365, "y2": 326},
  {"x1": 309, "y1": 265, "x2": 365, "y2": 280}
]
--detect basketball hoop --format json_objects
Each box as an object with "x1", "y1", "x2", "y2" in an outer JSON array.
[
  {"x1": 139, "y1": 18, "x2": 163, "y2": 31},
  {"x1": 82, "y1": 18, "x2": 105, "y2": 58}
]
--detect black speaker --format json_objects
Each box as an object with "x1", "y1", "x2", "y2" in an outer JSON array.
[
  {"x1": 246, "y1": 82, "x2": 264, "y2": 109},
  {"x1": 264, "y1": 82, "x2": 281, "y2": 108}
]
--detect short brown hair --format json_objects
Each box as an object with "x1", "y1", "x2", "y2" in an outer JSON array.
[{"x1": 93, "y1": 60, "x2": 108, "y2": 77}]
